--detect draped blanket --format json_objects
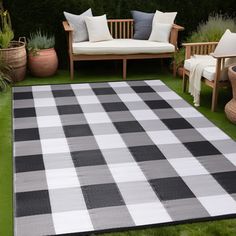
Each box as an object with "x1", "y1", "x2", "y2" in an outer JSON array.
[{"x1": 188, "y1": 55, "x2": 216, "y2": 106}]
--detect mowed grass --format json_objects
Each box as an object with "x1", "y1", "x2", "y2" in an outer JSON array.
[{"x1": 0, "y1": 62, "x2": 236, "y2": 236}]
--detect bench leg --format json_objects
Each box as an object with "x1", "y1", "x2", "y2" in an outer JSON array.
[
  {"x1": 211, "y1": 85, "x2": 219, "y2": 112},
  {"x1": 70, "y1": 58, "x2": 74, "y2": 80},
  {"x1": 173, "y1": 60, "x2": 177, "y2": 77},
  {"x1": 123, "y1": 59, "x2": 127, "y2": 80},
  {"x1": 182, "y1": 70, "x2": 187, "y2": 92}
]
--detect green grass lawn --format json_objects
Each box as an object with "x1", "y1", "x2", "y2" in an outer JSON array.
[{"x1": 1, "y1": 65, "x2": 236, "y2": 236}]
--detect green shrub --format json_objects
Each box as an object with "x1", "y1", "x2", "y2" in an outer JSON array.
[
  {"x1": 0, "y1": 7, "x2": 14, "y2": 49},
  {"x1": 188, "y1": 14, "x2": 236, "y2": 42},
  {"x1": 27, "y1": 30, "x2": 55, "y2": 52},
  {"x1": 0, "y1": 57, "x2": 12, "y2": 92}
]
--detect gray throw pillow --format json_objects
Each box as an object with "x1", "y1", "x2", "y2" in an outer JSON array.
[
  {"x1": 64, "y1": 9, "x2": 92, "y2": 42},
  {"x1": 131, "y1": 10, "x2": 155, "y2": 40}
]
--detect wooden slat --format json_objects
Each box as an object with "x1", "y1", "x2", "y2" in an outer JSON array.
[
  {"x1": 107, "y1": 19, "x2": 135, "y2": 39},
  {"x1": 123, "y1": 21, "x2": 126, "y2": 38},
  {"x1": 115, "y1": 22, "x2": 118, "y2": 38}
]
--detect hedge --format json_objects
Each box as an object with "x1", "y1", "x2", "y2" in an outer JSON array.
[{"x1": 4, "y1": 0, "x2": 236, "y2": 68}]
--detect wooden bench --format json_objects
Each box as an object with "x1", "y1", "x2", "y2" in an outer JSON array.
[{"x1": 63, "y1": 19, "x2": 184, "y2": 80}]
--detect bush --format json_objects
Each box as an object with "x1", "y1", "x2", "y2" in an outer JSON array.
[{"x1": 188, "y1": 14, "x2": 236, "y2": 42}]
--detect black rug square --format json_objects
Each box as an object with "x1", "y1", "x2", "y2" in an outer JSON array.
[
  {"x1": 71, "y1": 150, "x2": 106, "y2": 167},
  {"x1": 129, "y1": 145, "x2": 165, "y2": 162},
  {"x1": 162, "y1": 118, "x2": 193, "y2": 130},
  {"x1": 102, "y1": 102, "x2": 129, "y2": 112},
  {"x1": 63, "y1": 124, "x2": 93, "y2": 137},
  {"x1": 146, "y1": 100, "x2": 172, "y2": 109},
  {"x1": 184, "y1": 141, "x2": 221, "y2": 157},
  {"x1": 14, "y1": 108, "x2": 36, "y2": 118},
  {"x1": 14, "y1": 92, "x2": 33, "y2": 100},
  {"x1": 82, "y1": 183, "x2": 125, "y2": 209},
  {"x1": 16, "y1": 190, "x2": 51, "y2": 217},
  {"x1": 52, "y1": 89, "x2": 75, "y2": 97},
  {"x1": 15, "y1": 154, "x2": 45, "y2": 173},
  {"x1": 57, "y1": 105, "x2": 83, "y2": 115},
  {"x1": 213, "y1": 171, "x2": 236, "y2": 194},
  {"x1": 14, "y1": 128, "x2": 40, "y2": 142},
  {"x1": 93, "y1": 88, "x2": 116, "y2": 95},
  {"x1": 150, "y1": 177, "x2": 195, "y2": 201},
  {"x1": 114, "y1": 121, "x2": 145, "y2": 133},
  {"x1": 131, "y1": 86, "x2": 155, "y2": 93}
]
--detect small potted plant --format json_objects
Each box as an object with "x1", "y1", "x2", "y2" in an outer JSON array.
[
  {"x1": 0, "y1": 58, "x2": 13, "y2": 92},
  {"x1": 27, "y1": 30, "x2": 58, "y2": 77}
]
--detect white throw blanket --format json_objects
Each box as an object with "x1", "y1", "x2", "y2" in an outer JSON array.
[{"x1": 188, "y1": 55, "x2": 216, "y2": 107}]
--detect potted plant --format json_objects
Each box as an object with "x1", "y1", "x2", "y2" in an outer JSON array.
[
  {"x1": 0, "y1": 5, "x2": 27, "y2": 81},
  {"x1": 0, "y1": 58, "x2": 12, "y2": 91},
  {"x1": 27, "y1": 30, "x2": 58, "y2": 77}
]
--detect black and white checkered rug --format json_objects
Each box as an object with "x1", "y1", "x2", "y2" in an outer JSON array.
[{"x1": 13, "y1": 80, "x2": 236, "y2": 236}]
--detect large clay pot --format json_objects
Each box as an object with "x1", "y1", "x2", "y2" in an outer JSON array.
[
  {"x1": 0, "y1": 41, "x2": 27, "y2": 82},
  {"x1": 28, "y1": 48, "x2": 58, "y2": 77},
  {"x1": 225, "y1": 65, "x2": 236, "y2": 124}
]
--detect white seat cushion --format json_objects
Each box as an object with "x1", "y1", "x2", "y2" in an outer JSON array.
[
  {"x1": 72, "y1": 39, "x2": 175, "y2": 55},
  {"x1": 184, "y1": 55, "x2": 228, "y2": 81}
]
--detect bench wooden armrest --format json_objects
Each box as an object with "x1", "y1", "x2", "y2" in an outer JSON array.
[
  {"x1": 170, "y1": 24, "x2": 184, "y2": 50},
  {"x1": 182, "y1": 42, "x2": 218, "y2": 59},
  {"x1": 62, "y1": 21, "x2": 73, "y2": 56},
  {"x1": 173, "y1": 24, "x2": 184, "y2": 31},
  {"x1": 182, "y1": 42, "x2": 218, "y2": 47},
  {"x1": 63, "y1": 21, "x2": 73, "y2": 32}
]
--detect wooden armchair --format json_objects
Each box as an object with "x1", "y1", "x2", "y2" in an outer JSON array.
[{"x1": 182, "y1": 42, "x2": 232, "y2": 111}]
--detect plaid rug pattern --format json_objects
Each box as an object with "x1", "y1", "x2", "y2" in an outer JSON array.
[{"x1": 13, "y1": 80, "x2": 236, "y2": 236}]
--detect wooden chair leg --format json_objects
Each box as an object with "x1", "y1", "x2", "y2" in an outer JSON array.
[
  {"x1": 182, "y1": 70, "x2": 187, "y2": 92},
  {"x1": 211, "y1": 58, "x2": 222, "y2": 112},
  {"x1": 70, "y1": 58, "x2": 74, "y2": 80},
  {"x1": 123, "y1": 59, "x2": 127, "y2": 80},
  {"x1": 211, "y1": 84, "x2": 219, "y2": 112}
]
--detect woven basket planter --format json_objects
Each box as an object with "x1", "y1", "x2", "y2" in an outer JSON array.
[
  {"x1": 0, "y1": 40, "x2": 27, "y2": 82},
  {"x1": 225, "y1": 65, "x2": 236, "y2": 124}
]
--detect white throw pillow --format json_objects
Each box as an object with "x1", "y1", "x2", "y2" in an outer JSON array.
[
  {"x1": 64, "y1": 9, "x2": 93, "y2": 42},
  {"x1": 149, "y1": 10, "x2": 177, "y2": 42},
  {"x1": 153, "y1": 10, "x2": 177, "y2": 24},
  {"x1": 85, "y1": 15, "x2": 113, "y2": 42},
  {"x1": 213, "y1": 29, "x2": 236, "y2": 57},
  {"x1": 149, "y1": 23, "x2": 172, "y2": 42}
]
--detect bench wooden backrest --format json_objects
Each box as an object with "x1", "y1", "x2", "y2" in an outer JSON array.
[
  {"x1": 183, "y1": 42, "x2": 218, "y2": 60},
  {"x1": 63, "y1": 19, "x2": 184, "y2": 51},
  {"x1": 108, "y1": 19, "x2": 134, "y2": 39}
]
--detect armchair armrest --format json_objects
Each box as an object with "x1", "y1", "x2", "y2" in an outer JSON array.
[
  {"x1": 173, "y1": 24, "x2": 184, "y2": 31},
  {"x1": 62, "y1": 21, "x2": 73, "y2": 56},
  {"x1": 182, "y1": 42, "x2": 218, "y2": 59},
  {"x1": 170, "y1": 24, "x2": 184, "y2": 50},
  {"x1": 212, "y1": 53, "x2": 236, "y2": 59},
  {"x1": 62, "y1": 21, "x2": 73, "y2": 32}
]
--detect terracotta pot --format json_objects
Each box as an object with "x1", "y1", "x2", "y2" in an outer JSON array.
[
  {"x1": 0, "y1": 41, "x2": 27, "y2": 82},
  {"x1": 225, "y1": 65, "x2": 236, "y2": 124},
  {"x1": 177, "y1": 66, "x2": 184, "y2": 78},
  {"x1": 28, "y1": 48, "x2": 58, "y2": 77}
]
